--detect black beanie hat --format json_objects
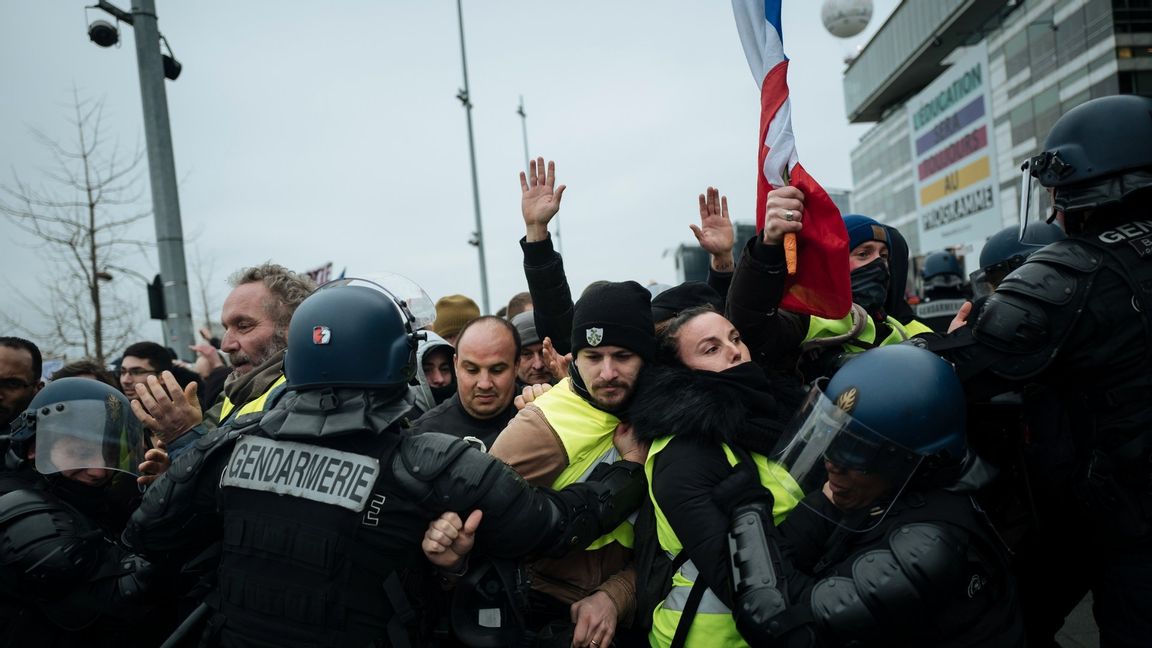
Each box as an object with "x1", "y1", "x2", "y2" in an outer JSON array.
[
  {"x1": 571, "y1": 280, "x2": 656, "y2": 362},
  {"x1": 650, "y1": 281, "x2": 724, "y2": 323}
]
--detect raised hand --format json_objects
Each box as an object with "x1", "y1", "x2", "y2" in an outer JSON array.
[
  {"x1": 690, "y1": 186, "x2": 735, "y2": 272},
  {"x1": 520, "y1": 157, "x2": 567, "y2": 242},
  {"x1": 762, "y1": 186, "x2": 805, "y2": 246},
  {"x1": 131, "y1": 371, "x2": 203, "y2": 444},
  {"x1": 190, "y1": 342, "x2": 224, "y2": 379},
  {"x1": 541, "y1": 337, "x2": 571, "y2": 382}
]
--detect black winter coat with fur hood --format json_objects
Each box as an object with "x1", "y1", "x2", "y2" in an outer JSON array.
[{"x1": 630, "y1": 363, "x2": 797, "y2": 611}]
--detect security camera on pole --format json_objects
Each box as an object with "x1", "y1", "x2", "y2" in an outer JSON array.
[{"x1": 86, "y1": 0, "x2": 195, "y2": 361}]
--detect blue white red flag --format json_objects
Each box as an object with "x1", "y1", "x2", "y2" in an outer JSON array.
[{"x1": 732, "y1": 0, "x2": 852, "y2": 319}]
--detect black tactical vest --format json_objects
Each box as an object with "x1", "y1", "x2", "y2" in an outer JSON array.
[{"x1": 211, "y1": 427, "x2": 436, "y2": 648}]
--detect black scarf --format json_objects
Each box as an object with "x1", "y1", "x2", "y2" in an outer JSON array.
[
  {"x1": 690, "y1": 363, "x2": 787, "y2": 455},
  {"x1": 850, "y1": 257, "x2": 890, "y2": 320},
  {"x1": 630, "y1": 362, "x2": 793, "y2": 456}
]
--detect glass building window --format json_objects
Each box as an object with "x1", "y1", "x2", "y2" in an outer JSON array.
[
  {"x1": 1058, "y1": 9, "x2": 1088, "y2": 65},
  {"x1": 1004, "y1": 29, "x2": 1030, "y2": 78},
  {"x1": 1113, "y1": 0, "x2": 1152, "y2": 34},
  {"x1": 1119, "y1": 70, "x2": 1152, "y2": 96},
  {"x1": 1032, "y1": 87, "x2": 1062, "y2": 140},
  {"x1": 1011, "y1": 101, "x2": 1036, "y2": 146}
]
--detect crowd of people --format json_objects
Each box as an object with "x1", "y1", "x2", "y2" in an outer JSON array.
[{"x1": 1, "y1": 93, "x2": 1150, "y2": 647}]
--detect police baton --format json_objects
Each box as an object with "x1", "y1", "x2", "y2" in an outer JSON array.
[{"x1": 160, "y1": 601, "x2": 211, "y2": 648}]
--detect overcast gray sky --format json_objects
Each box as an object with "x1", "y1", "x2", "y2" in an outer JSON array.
[{"x1": 0, "y1": 1, "x2": 896, "y2": 358}]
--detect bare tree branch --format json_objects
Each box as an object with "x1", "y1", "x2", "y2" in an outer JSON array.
[{"x1": 0, "y1": 93, "x2": 151, "y2": 364}]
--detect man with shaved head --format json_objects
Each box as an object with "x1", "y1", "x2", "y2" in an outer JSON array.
[{"x1": 407, "y1": 315, "x2": 521, "y2": 450}]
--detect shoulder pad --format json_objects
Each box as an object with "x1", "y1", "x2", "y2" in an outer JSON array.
[
  {"x1": 0, "y1": 488, "x2": 64, "y2": 526},
  {"x1": 996, "y1": 262, "x2": 1077, "y2": 306},
  {"x1": 1028, "y1": 239, "x2": 1103, "y2": 273},
  {"x1": 972, "y1": 291, "x2": 1051, "y2": 355},
  {"x1": 0, "y1": 489, "x2": 99, "y2": 593},
  {"x1": 811, "y1": 523, "x2": 968, "y2": 637},
  {"x1": 810, "y1": 576, "x2": 878, "y2": 637},
  {"x1": 390, "y1": 433, "x2": 498, "y2": 512},
  {"x1": 397, "y1": 432, "x2": 472, "y2": 483},
  {"x1": 888, "y1": 523, "x2": 966, "y2": 588},
  {"x1": 229, "y1": 410, "x2": 266, "y2": 431},
  {"x1": 167, "y1": 426, "x2": 239, "y2": 485}
]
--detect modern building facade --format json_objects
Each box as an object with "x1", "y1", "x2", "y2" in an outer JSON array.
[{"x1": 846, "y1": 0, "x2": 1151, "y2": 273}]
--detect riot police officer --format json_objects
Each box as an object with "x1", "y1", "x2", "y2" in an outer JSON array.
[
  {"x1": 0, "y1": 378, "x2": 172, "y2": 646},
  {"x1": 968, "y1": 223, "x2": 1065, "y2": 305},
  {"x1": 718, "y1": 345, "x2": 1023, "y2": 647},
  {"x1": 916, "y1": 250, "x2": 970, "y2": 333},
  {"x1": 945, "y1": 94, "x2": 1152, "y2": 646},
  {"x1": 124, "y1": 278, "x2": 645, "y2": 647}
]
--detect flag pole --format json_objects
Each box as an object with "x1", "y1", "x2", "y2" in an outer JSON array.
[{"x1": 781, "y1": 166, "x2": 797, "y2": 275}]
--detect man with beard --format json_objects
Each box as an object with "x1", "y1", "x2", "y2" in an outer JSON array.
[
  {"x1": 727, "y1": 208, "x2": 934, "y2": 383},
  {"x1": 129, "y1": 263, "x2": 315, "y2": 457},
  {"x1": 488, "y1": 280, "x2": 654, "y2": 648}
]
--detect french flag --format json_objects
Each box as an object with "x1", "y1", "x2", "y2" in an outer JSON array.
[{"x1": 732, "y1": 0, "x2": 851, "y2": 320}]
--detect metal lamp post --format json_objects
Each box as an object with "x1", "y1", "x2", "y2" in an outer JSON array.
[
  {"x1": 454, "y1": 0, "x2": 491, "y2": 314},
  {"x1": 88, "y1": 0, "x2": 194, "y2": 360}
]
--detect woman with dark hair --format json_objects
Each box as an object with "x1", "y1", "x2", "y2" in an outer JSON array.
[{"x1": 630, "y1": 306, "x2": 803, "y2": 647}]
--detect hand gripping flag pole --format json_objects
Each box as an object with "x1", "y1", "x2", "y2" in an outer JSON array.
[{"x1": 731, "y1": 0, "x2": 852, "y2": 319}]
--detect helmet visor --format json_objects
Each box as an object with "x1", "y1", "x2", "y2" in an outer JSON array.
[
  {"x1": 33, "y1": 398, "x2": 145, "y2": 479},
  {"x1": 355, "y1": 273, "x2": 435, "y2": 331},
  {"x1": 765, "y1": 387, "x2": 924, "y2": 532},
  {"x1": 968, "y1": 256, "x2": 1024, "y2": 300},
  {"x1": 1019, "y1": 157, "x2": 1059, "y2": 241}
]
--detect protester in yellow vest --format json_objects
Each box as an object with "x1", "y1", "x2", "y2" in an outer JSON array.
[
  {"x1": 129, "y1": 263, "x2": 314, "y2": 459},
  {"x1": 727, "y1": 199, "x2": 934, "y2": 384},
  {"x1": 628, "y1": 306, "x2": 804, "y2": 648},
  {"x1": 488, "y1": 280, "x2": 655, "y2": 648}
]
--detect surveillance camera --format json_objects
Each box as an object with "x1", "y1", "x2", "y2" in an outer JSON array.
[{"x1": 88, "y1": 20, "x2": 119, "y2": 47}]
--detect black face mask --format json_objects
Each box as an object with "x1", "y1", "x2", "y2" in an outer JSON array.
[
  {"x1": 430, "y1": 383, "x2": 456, "y2": 405},
  {"x1": 851, "y1": 257, "x2": 890, "y2": 318}
]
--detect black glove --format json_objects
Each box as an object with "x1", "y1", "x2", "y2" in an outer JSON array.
[{"x1": 712, "y1": 464, "x2": 774, "y2": 518}]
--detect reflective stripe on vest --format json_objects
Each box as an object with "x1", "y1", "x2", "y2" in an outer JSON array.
[
  {"x1": 643, "y1": 437, "x2": 804, "y2": 647},
  {"x1": 536, "y1": 378, "x2": 634, "y2": 550},
  {"x1": 662, "y1": 559, "x2": 733, "y2": 615},
  {"x1": 220, "y1": 374, "x2": 288, "y2": 423},
  {"x1": 805, "y1": 312, "x2": 934, "y2": 351}
]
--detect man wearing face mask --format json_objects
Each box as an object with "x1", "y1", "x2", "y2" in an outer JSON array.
[{"x1": 728, "y1": 204, "x2": 934, "y2": 383}]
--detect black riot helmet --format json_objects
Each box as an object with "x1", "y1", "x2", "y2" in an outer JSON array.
[
  {"x1": 920, "y1": 250, "x2": 964, "y2": 292},
  {"x1": 970, "y1": 223, "x2": 1066, "y2": 299},
  {"x1": 283, "y1": 278, "x2": 420, "y2": 393},
  {"x1": 7, "y1": 377, "x2": 144, "y2": 478},
  {"x1": 1026, "y1": 94, "x2": 1152, "y2": 215}
]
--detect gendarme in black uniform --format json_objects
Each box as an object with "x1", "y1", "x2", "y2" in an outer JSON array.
[
  {"x1": 0, "y1": 379, "x2": 169, "y2": 647},
  {"x1": 939, "y1": 95, "x2": 1152, "y2": 646},
  {"x1": 720, "y1": 345, "x2": 1022, "y2": 647},
  {"x1": 124, "y1": 279, "x2": 645, "y2": 647}
]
